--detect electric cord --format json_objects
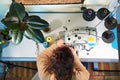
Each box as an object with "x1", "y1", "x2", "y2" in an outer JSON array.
[
  {"x1": 5, "y1": 62, "x2": 37, "y2": 80},
  {"x1": 0, "y1": 60, "x2": 37, "y2": 80},
  {"x1": 35, "y1": 42, "x2": 40, "y2": 55},
  {"x1": 0, "y1": 60, "x2": 37, "y2": 71}
]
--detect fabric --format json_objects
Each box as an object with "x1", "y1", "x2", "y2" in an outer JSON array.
[{"x1": 37, "y1": 43, "x2": 89, "y2": 80}]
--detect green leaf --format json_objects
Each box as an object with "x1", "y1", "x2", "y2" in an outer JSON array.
[
  {"x1": 0, "y1": 41, "x2": 9, "y2": 47},
  {"x1": 1, "y1": 29, "x2": 11, "y2": 40},
  {"x1": 0, "y1": 45, "x2": 2, "y2": 57},
  {"x1": 2, "y1": 17, "x2": 19, "y2": 24},
  {"x1": 5, "y1": 12, "x2": 11, "y2": 18},
  {"x1": 11, "y1": 29, "x2": 24, "y2": 45},
  {"x1": 24, "y1": 15, "x2": 49, "y2": 29},
  {"x1": 25, "y1": 27, "x2": 45, "y2": 43},
  {"x1": 1, "y1": 17, "x2": 21, "y2": 29},
  {"x1": 0, "y1": 34, "x2": 4, "y2": 41},
  {"x1": 9, "y1": 2, "x2": 25, "y2": 21},
  {"x1": 24, "y1": 34, "x2": 31, "y2": 39}
]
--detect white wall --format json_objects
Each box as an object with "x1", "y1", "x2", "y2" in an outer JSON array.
[{"x1": 0, "y1": 0, "x2": 12, "y2": 29}]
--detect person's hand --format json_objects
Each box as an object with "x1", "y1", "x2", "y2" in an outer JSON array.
[
  {"x1": 69, "y1": 46, "x2": 78, "y2": 57},
  {"x1": 56, "y1": 39, "x2": 65, "y2": 47},
  {"x1": 56, "y1": 39, "x2": 77, "y2": 56}
]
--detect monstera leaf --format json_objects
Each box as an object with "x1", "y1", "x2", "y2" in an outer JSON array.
[
  {"x1": 9, "y1": 2, "x2": 26, "y2": 21},
  {"x1": 24, "y1": 15, "x2": 49, "y2": 29},
  {"x1": 25, "y1": 27, "x2": 45, "y2": 43},
  {"x1": 11, "y1": 29, "x2": 24, "y2": 45}
]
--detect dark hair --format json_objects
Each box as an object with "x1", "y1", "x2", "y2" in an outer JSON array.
[{"x1": 46, "y1": 46, "x2": 74, "y2": 80}]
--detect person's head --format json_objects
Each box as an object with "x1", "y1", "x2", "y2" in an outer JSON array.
[{"x1": 46, "y1": 46, "x2": 74, "y2": 80}]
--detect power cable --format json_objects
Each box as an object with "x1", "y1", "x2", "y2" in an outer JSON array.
[
  {"x1": 0, "y1": 60, "x2": 37, "y2": 80},
  {"x1": 0, "y1": 60, "x2": 37, "y2": 71}
]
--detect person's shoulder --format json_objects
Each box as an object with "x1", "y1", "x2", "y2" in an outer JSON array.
[{"x1": 73, "y1": 68, "x2": 90, "y2": 80}]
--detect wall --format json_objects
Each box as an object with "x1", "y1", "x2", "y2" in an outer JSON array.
[{"x1": 0, "y1": 0, "x2": 12, "y2": 29}]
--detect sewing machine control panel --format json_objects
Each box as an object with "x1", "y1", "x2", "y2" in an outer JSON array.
[{"x1": 64, "y1": 27, "x2": 97, "y2": 52}]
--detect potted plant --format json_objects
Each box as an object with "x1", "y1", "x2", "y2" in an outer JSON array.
[
  {"x1": 0, "y1": 28, "x2": 11, "y2": 56},
  {"x1": 0, "y1": 2, "x2": 49, "y2": 54},
  {"x1": 1, "y1": 1, "x2": 49, "y2": 44}
]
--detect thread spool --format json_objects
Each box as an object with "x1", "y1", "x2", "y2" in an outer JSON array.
[
  {"x1": 97, "y1": 8, "x2": 110, "y2": 20},
  {"x1": 102, "y1": 30, "x2": 115, "y2": 43},
  {"x1": 43, "y1": 42, "x2": 49, "y2": 48},
  {"x1": 83, "y1": 9, "x2": 96, "y2": 21},
  {"x1": 46, "y1": 36, "x2": 53, "y2": 45},
  {"x1": 104, "y1": 17, "x2": 117, "y2": 30}
]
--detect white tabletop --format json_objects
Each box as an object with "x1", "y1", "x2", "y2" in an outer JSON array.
[{"x1": 1, "y1": 3, "x2": 119, "y2": 62}]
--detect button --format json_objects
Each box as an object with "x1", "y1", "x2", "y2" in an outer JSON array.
[
  {"x1": 78, "y1": 36, "x2": 81, "y2": 39},
  {"x1": 68, "y1": 38, "x2": 70, "y2": 40},
  {"x1": 75, "y1": 34, "x2": 77, "y2": 37},
  {"x1": 88, "y1": 37, "x2": 94, "y2": 42}
]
